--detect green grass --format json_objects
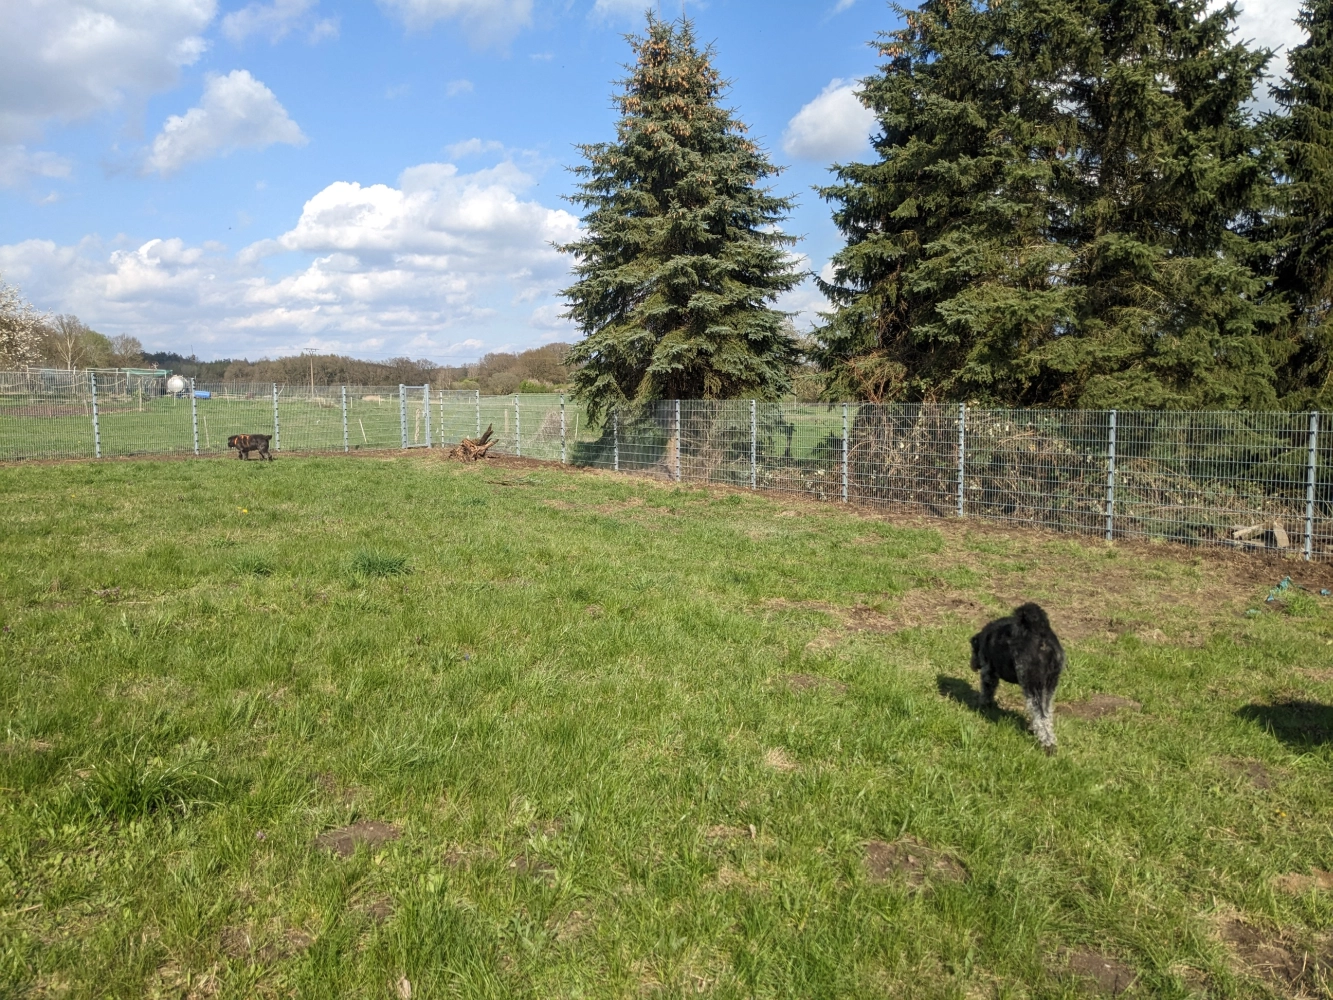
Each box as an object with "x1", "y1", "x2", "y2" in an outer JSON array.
[{"x1": 2, "y1": 454, "x2": 1332, "y2": 999}]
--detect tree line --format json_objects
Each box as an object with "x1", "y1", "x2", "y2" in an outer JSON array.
[{"x1": 562, "y1": 1, "x2": 1333, "y2": 411}]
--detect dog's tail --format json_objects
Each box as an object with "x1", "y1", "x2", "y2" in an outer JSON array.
[{"x1": 1014, "y1": 602, "x2": 1050, "y2": 631}]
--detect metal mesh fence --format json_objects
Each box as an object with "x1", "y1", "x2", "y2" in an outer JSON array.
[{"x1": 3, "y1": 373, "x2": 1332, "y2": 559}]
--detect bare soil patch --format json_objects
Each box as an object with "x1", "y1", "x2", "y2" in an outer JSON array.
[
  {"x1": 315, "y1": 820, "x2": 400, "y2": 857},
  {"x1": 509, "y1": 853, "x2": 556, "y2": 883},
  {"x1": 550, "y1": 910, "x2": 591, "y2": 944},
  {"x1": 359, "y1": 896, "x2": 395, "y2": 923},
  {"x1": 1222, "y1": 758, "x2": 1274, "y2": 790},
  {"x1": 219, "y1": 924, "x2": 315, "y2": 963},
  {"x1": 1274, "y1": 870, "x2": 1333, "y2": 895},
  {"x1": 1060, "y1": 948, "x2": 1139, "y2": 995},
  {"x1": 705, "y1": 824, "x2": 750, "y2": 841},
  {"x1": 1058, "y1": 694, "x2": 1141, "y2": 720},
  {"x1": 781, "y1": 672, "x2": 848, "y2": 694},
  {"x1": 863, "y1": 837, "x2": 967, "y2": 889},
  {"x1": 1217, "y1": 917, "x2": 1325, "y2": 990},
  {"x1": 762, "y1": 748, "x2": 798, "y2": 772},
  {"x1": 894, "y1": 588, "x2": 994, "y2": 630}
]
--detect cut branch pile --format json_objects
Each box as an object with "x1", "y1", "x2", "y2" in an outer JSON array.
[{"x1": 447, "y1": 424, "x2": 495, "y2": 462}]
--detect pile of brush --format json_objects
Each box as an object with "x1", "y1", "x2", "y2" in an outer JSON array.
[{"x1": 447, "y1": 424, "x2": 495, "y2": 461}]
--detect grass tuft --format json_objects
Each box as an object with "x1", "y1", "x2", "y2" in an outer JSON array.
[
  {"x1": 350, "y1": 548, "x2": 409, "y2": 578},
  {"x1": 82, "y1": 742, "x2": 218, "y2": 822}
]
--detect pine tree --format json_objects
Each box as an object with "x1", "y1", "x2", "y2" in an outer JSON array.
[
  {"x1": 1271, "y1": 0, "x2": 1333, "y2": 406},
  {"x1": 815, "y1": 0, "x2": 1283, "y2": 408},
  {"x1": 560, "y1": 16, "x2": 801, "y2": 421}
]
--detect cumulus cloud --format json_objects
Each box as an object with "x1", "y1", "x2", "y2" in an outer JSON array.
[
  {"x1": 221, "y1": 0, "x2": 338, "y2": 43},
  {"x1": 590, "y1": 0, "x2": 647, "y2": 18},
  {"x1": 0, "y1": 146, "x2": 73, "y2": 188},
  {"x1": 1, "y1": 160, "x2": 581, "y2": 357},
  {"x1": 783, "y1": 79, "x2": 876, "y2": 161},
  {"x1": 376, "y1": 0, "x2": 532, "y2": 46},
  {"x1": 445, "y1": 138, "x2": 504, "y2": 159},
  {"x1": 0, "y1": 0, "x2": 215, "y2": 141},
  {"x1": 146, "y1": 70, "x2": 306, "y2": 175},
  {"x1": 1228, "y1": 0, "x2": 1303, "y2": 64}
]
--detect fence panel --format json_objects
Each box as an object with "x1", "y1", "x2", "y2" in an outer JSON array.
[
  {"x1": 846, "y1": 404, "x2": 959, "y2": 516},
  {"x1": 194, "y1": 383, "x2": 279, "y2": 456},
  {"x1": 0, "y1": 371, "x2": 98, "y2": 461}
]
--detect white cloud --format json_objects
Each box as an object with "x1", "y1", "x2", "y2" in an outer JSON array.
[
  {"x1": 1228, "y1": 0, "x2": 1303, "y2": 63},
  {"x1": 146, "y1": 70, "x2": 306, "y2": 175},
  {"x1": 830, "y1": 0, "x2": 856, "y2": 12},
  {"x1": 445, "y1": 138, "x2": 504, "y2": 159},
  {"x1": 590, "y1": 0, "x2": 646, "y2": 18},
  {"x1": 445, "y1": 79, "x2": 474, "y2": 97},
  {"x1": 221, "y1": 0, "x2": 339, "y2": 43},
  {"x1": 376, "y1": 0, "x2": 532, "y2": 46},
  {"x1": 1, "y1": 160, "x2": 581, "y2": 358},
  {"x1": 0, "y1": 146, "x2": 74, "y2": 188},
  {"x1": 0, "y1": 0, "x2": 215, "y2": 141},
  {"x1": 783, "y1": 79, "x2": 876, "y2": 161}
]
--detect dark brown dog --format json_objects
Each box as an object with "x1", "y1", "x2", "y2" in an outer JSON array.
[{"x1": 227, "y1": 434, "x2": 273, "y2": 461}]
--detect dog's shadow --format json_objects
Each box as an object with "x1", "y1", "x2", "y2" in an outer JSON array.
[
  {"x1": 1236, "y1": 701, "x2": 1333, "y2": 749},
  {"x1": 936, "y1": 675, "x2": 1030, "y2": 734}
]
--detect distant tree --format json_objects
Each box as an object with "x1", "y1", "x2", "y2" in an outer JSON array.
[
  {"x1": 1270, "y1": 0, "x2": 1333, "y2": 406},
  {"x1": 815, "y1": 0, "x2": 1282, "y2": 408},
  {"x1": 0, "y1": 275, "x2": 46, "y2": 370},
  {"x1": 43, "y1": 314, "x2": 96, "y2": 370},
  {"x1": 560, "y1": 16, "x2": 802, "y2": 421},
  {"x1": 109, "y1": 335, "x2": 145, "y2": 368}
]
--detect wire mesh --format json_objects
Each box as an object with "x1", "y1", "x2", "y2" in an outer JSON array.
[{"x1": 5, "y1": 373, "x2": 1333, "y2": 559}]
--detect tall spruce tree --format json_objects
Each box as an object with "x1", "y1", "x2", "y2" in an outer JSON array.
[
  {"x1": 815, "y1": 0, "x2": 1282, "y2": 408},
  {"x1": 1271, "y1": 0, "x2": 1333, "y2": 406},
  {"x1": 560, "y1": 17, "x2": 801, "y2": 421}
]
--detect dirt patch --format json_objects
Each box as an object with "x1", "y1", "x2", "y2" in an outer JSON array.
[
  {"x1": 584, "y1": 604, "x2": 603, "y2": 618},
  {"x1": 1274, "y1": 870, "x2": 1333, "y2": 895},
  {"x1": 220, "y1": 925, "x2": 315, "y2": 963},
  {"x1": 894, "y1": 589, "x2": 994, "y2": 630},
  {"x1": 510, "y1": 853, "x2": 556, "y2": 883},
  {"x1": 550, "y1": 910, "x2": 591, "y2": 944},
  {"x1": 315, "y1": 820, "x2": 400, "y2": 857},
  {"x1": 1058, "y1": 694, "x2": 1141, "y2": 720},
  {"x1": 782, "y1": 673, "x2": 848, "y2": 694},
  {"x1": 313, "y1": 772, "x2": 364, "y2": 805},
  {"x1": 359, "y1": 896, "x2": 395, "y2": 923},
  {"x1": 762, "y1": 747, "x2": 798, "y2": 772},
  {"x1": 864, "y1": 837, "x2": 967, "y2": 889},
  {"x1": 1061, "y1": 948, "x2": 1139, "y2": 995},
  {"x1": 1222, "y1": 758, "x2": 1274, "y2": 790},
  {"x1": 705, "y1": 824, "x2": 754, "y2": 842},
  {"x1": 1217, "y1": 917, "x2": 1323, "y2": 989}
]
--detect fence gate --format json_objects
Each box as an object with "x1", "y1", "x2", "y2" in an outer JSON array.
[{"x1": 399, "y1": 384, "x2": 432, "y2": 449}]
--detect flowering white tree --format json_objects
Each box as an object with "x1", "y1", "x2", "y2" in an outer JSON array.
[{"x1": 0, "y1": 274, "x2": 46, "y2": 370}]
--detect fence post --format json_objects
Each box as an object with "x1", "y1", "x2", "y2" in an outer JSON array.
[
  {"x1": 560, "y1": 393, "x2": 567, "y2": 464},
  {"x1": 675, "y1": 399, "x2": 682, "y2": 482},
  {"x1": 842, "y1": 403, "x2": 848, "y2": 502},
  {"x1": 1105, "y1": 410, "x2": 1117, "y2": 541},
  {"x1": 1306, "y1": 411, "x2": 1320, "y2": 561},
  {"x1": 90, "y1": 372, "x2": 101, "y2": 459},
  {"x1": 190, "y1": 378, "x2": 199, "y2": 456},
  {"x1": 399, "y1": 385, "x2": 407, "y2": 449},
  {"x1": 750, "y1": 399, "x2": 757, "y2": 489},
  {"x1": 514, "y1": 394, "x2": 521, "y2": 457},
  {"x1": 475, "y1": 390, "x2": 481, "y2": 437},
  {"x1": 613, "y1": 410, "x2": 619, "y2": 472},
  {"x1": 272, "y1": 383, "x2": 281, "y2": 452},
  {"x1": 957, "y1": 403, "x2": 966, "y2": 517},
  {"x1": 341, "y1": 386, "x2": 349, "y2": 452},
  {"x1": 423, "y1": 385, "x2": 432, "y2": 449}
]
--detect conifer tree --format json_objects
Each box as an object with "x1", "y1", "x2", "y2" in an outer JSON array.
[
  {"x1": 560, "y1": 16, "x2": 801, "y2": 420},
  {"x1": 815, "y1": 0, "x2": 1282, "y2": 408},
  {"x1": 1271, "y1": 0, "x2": 1333, "y2": 406}
]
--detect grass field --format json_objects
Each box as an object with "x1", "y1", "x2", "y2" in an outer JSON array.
[{"x1": 2, "y1": 453, "x2": 1333, "y2": 999}]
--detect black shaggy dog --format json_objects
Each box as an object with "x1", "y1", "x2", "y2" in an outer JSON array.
[
  {"x1": 227, "y1": 433, "x2": 273, "y2": 461},
  {"x1": 970, "y1": 603, "x2": 1065, "y2": 753}
]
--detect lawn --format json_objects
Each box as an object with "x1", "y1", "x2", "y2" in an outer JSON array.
[{"x1": 1, "y1": 453, "x2": 1332, "y2": 999}]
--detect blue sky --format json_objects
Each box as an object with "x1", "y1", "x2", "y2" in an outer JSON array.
[{"x1": 0, "y1": 0, "x2": 1304, "y2": 363}]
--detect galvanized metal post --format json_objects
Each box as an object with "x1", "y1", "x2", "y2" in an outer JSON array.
[
  {"x1": 1105, "y1": 410, "x2": 1117, "y2": 541},
  {"x1": 514, "y1": 394, "x2": 521, "y2": 457},
  {"x1": 956, "y1": 402, "x2": 966, "y2": 517},
  {"x1": 1306, "y1": 411, "x2": 1320, "y2": 561},
  {"x1": 90, "y1": 372, "x2": 101, "y2": 459},
  {"x1": 674, "y1": 399, "x2": 681, "y2": 482},
  {"x1": 560, "y1": 393, "x2": 567, "y2": 464},
  {"x1": 341, "y1": 386, "x2": 349, "y2": 452},
  {"x1": 842, "y1": 403, "x2": 848, "y2": 502},
  {"x1": 613, "y1": 410, "x2": 619, "y2": 472},
  {"x1": 475, "y1": 390, "x2": 481, "y2": 437},
  {"x1": 750, "y1": 399, "x2": 757, "y2": 488},
  {"x1": 190, "y1": 378, "x2": 199, "y2": 456},
  {"x1": 399, "y1": 384, "x2": 407, "y2": 449},
  {"x1": 423, "y1": 385, "x2": 432, "y2": 449},
  {"x1": 272, "y1": 383, "x2": 281, "y2": 452}
]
